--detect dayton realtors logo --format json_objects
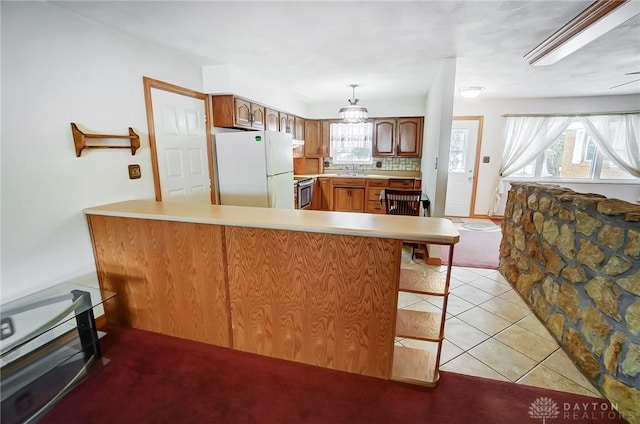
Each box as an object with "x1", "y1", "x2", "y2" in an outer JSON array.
[
  {"x1": 529, "y1": 397, "x2": 560, "y2": 423},
  {"x1": 529, "y1": 397, "x2": 623, "y2": 422}
]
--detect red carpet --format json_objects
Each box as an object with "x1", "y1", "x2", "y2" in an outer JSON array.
[
  {"x1": 441, "y1": 227, "x2": 502, "y2": 269},
  {"x1": 40, "y1": 326, "x2": 626, "y2": 424}
]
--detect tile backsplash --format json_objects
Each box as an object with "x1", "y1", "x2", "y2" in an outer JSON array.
[{"x1": 323, "y1": 157, "x2": 421, "y2": 173}]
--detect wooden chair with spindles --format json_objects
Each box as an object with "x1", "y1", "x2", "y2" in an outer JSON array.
[{"x1": 383, "y1": 189, "x2": 426, "y2": 260}]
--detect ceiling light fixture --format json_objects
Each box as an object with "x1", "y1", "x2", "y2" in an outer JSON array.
[
  {"x1": 524, "y1": 0, "x2": 638, "y2": 66},
  {"x1": 458, "y1": 87, "x2": 484, "y2": 99},
  {"x1": 339, "y1": 84, "x2": 368, "y2": 123}
]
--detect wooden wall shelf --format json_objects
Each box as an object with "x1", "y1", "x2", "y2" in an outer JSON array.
[{"x1": 71, "y1": 123, "x2": 140, "y2": 157}]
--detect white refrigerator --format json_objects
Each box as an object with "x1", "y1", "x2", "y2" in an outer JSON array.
[{"x1": 214, "y1": 131, "x2": 295, "y2": 209}]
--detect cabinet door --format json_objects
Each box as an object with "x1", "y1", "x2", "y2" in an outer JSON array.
[
  {"x1": 333, "y1": 187, "x2": 365, "y2": 212},
  {"x1": 319, "y1": 178, "x2": 331, "y2": 210},
  {"x1": 287, "y1": 115, "x2": 295, "y2": 135},
  {"x1": 294, "y1": 116, "x2": 305, "y2": 139},
  {"x1": 397, "y1": 117, "x2": 423, "y2": 157},
  {"x1": 350, "y1": 188, "x2": 365, "y2": 212},
  {"x1": 265, "y1": 108, "x2": 279, "y2": 132},
  {"x1": 304, "y1": 120, "x2": 322, "y2": 157},
  {"x1": 293, "y1": 117, "x2": 305, "y2": 158},
  {"x1": 234, "y1": 98, "x2": 252, "y2": 128},
  {"x1": 322, "y1": 119, "x2": 339, "y2": 158},
  {"x1": 279, "y1": 113, "x2": 289, "y2": 133},
  {"x1": 373, "y1": 119, "x2": 396, "y2": 156},
  {"x1": 333, "y1": 187, "x2": 352, "y2": 212},
  {"x1": 250, "y1": 103, "x2": 265, "y2": 129}
]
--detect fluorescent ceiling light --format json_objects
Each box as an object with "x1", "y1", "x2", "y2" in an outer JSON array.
[
  {"x1": 458, "y1": 87, "x2": 484, "y2": 99},
  {"x1": 525, "y1": 0, "x2": 639, "y2": 66}
]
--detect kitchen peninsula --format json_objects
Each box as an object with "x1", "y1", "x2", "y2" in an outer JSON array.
[{"x1": 84, "y1": 200, "x2": 459, "y2": 386}]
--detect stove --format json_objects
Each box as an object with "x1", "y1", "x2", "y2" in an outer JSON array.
[{"x1": 294, "y1": 177, "x2": 314, "y2": 209}]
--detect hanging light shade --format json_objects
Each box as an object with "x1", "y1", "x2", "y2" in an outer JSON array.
[{"x1": 338, "y1": 84, "x2": 369, "y2": 123}]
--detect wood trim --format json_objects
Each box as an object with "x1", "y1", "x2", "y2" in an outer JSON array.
[
  {"x1": 452, "y1": 116, "x2": 484, "y2": 218},
  {"x1": 524, "y1": 0, "x2": 630, "y2": 65},
  {"x1": 142, "y1": 77, "x2": 216, "y2": 204}
]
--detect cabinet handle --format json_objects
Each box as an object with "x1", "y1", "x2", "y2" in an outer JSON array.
[{"x1": 250, "y1": 113, "x2": 255, "y2": 123}]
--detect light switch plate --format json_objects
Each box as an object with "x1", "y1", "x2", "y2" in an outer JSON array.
[{"x1": 128, "y1": 164, "x2": 141, "y2": 179}]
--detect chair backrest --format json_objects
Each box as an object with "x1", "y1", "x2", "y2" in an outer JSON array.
[{"x1": 383, "y1": 189, "x2": 422, "y2": 216}]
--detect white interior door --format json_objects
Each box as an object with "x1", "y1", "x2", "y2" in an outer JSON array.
[
  {"x1": 445, "y1": 119, "x2": 480, "y2": 217},
  {"x1": 151, "y1": 88, "x2": 210, "y2": 203}
]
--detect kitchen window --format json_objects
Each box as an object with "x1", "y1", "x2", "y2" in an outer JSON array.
[{"x1": 329, "y1": 122, "x2": 374, "y2": 164}]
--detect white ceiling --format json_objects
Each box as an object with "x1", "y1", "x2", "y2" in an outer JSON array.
[{"x1": 54, "y1": 0, "x2": 640, "y2": 103}]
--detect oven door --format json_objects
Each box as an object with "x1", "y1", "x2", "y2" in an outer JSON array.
[{"x1": 297, "y1": 179, "x2": 314, "y2": 209}]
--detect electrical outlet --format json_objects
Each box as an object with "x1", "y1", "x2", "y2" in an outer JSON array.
[{"x1": 128, "y1": 164, "x2": 141, "y2": 179}]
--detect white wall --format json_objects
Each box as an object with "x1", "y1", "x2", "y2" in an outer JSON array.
[
  {"x1": 306, "y1": 96, "x2": 426, "y2": 120},
  {"x1": 1, "y1": 2, "x2": 203, "y2": 302},
  {"x1": 453, "y1": 94, "x2": 640, "y2": 215},
  {"x1": 203, "y1": 64, "x2": 308, "y2": 117}
]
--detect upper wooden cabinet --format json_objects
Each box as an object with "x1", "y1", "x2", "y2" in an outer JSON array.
[
  {"x1": 212, "y1": 95, "x2": 265, "y2": 130},
  {"x1": 303, "y1": 120, "x2": 322, "y2": 157},
  {"x1": 265, "y1": 108, "x2": 280, "y2": 132},
  {"x1": 397, "y1": 118, "x2": 423, "y2": 157},
  {"x1": 373, "y1": 119, "x2": 396, "y2": 156},
  {"x1": 212, "y1": 93, "x2": 423, "y2": 158},
  {"x1": 295, "y1": 117, "x2": 305, "y2": 139},
  {"x1": 373, "y1": 117, "x2": 423, "y2": 157},
  {"x1": 280, "y1": 112, "x2": 296, "y2": 133},
  {"x1": 321, "y1": 119, "x2": 339, "y2": 158},
  {"x1": 277, "y1": 113, "x2": 295, "y2": 135},
  {"x1": 287, "y1": 115, "x2": 295, "y2": 135},
  {"x1": 293, "y1": 117, "x2": 305, "y2": 158}
]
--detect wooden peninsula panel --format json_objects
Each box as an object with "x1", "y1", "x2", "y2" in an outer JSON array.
[
  {"x1": 84, "y1": 200, "x2": 460, "y2": 384},
  {"x1": 87, "y1": 215, "x2": 231, "y2": 347},
  {"x1": 225, "y1": 227, "x2": 401, "y2": 379}
]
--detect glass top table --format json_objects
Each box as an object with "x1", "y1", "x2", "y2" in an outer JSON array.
[
  {"x1": 1, "y1": 282, "x2": 115, "y2": 365},
  {"x1": 1, "y1": 282, "x2": 116, "y2": 424}
]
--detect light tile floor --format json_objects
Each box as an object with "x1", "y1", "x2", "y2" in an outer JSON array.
[{"x1": 397, "y1": 250, "x2": 602, "y2": 398}]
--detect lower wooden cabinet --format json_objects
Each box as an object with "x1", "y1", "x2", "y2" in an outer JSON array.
[
  {"x1": 366, "y1": 179, "x2": 390, "y2": 214},
  {"x1": 317, "y1": 178, "x2": 332, "y2": 210},
  {"x1": 311, "y1": 177, "x2": 423, "y2": 213},
  {"x1": 333, "y1": 187, "x2": 365, "y2": 212}
]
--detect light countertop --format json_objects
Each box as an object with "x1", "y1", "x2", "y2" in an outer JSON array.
[
  {"x1": 295, "y1": 171, "x2": 421, "y2": 180},
  {"x1": 84, "y1": 200, "x2": 459, "y2": 244}
]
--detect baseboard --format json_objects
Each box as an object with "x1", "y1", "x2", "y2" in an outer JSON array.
[{"x1": 471, "y1": 214, "x2": 504, "y2": 220}]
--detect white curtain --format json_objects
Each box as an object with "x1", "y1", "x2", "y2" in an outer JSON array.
[
  {"x1": 579, "y1": 114, "x2": 640, "y2": 177},
  {"x1": 492, "y1": 116, "x2": 572, "y2": 213}
]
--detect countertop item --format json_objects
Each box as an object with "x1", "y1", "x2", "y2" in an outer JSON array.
[{"x1": 84, "y1": 200, "x2": 459, "y2": 244}]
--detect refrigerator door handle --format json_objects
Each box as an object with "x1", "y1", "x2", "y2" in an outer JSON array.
[{"x1": 271, "y1": 184, "x2": 277, "y2": 208}]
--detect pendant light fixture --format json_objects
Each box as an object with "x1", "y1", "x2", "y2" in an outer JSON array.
[{"x1": 338, "y1": 84, "x2": 369, "y2": 123}]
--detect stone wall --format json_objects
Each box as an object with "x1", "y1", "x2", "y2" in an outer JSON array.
[{"x1": 499, "y1": 182, "x2": 639, "y2": 423}]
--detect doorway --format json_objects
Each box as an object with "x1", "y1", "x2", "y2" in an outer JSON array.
[
  {"x1": 143, "y1": 77, "x2": 215, "y2": 204},
  {"x1": 444, "y1": 116, "x2": 484, "y2": 217}
]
